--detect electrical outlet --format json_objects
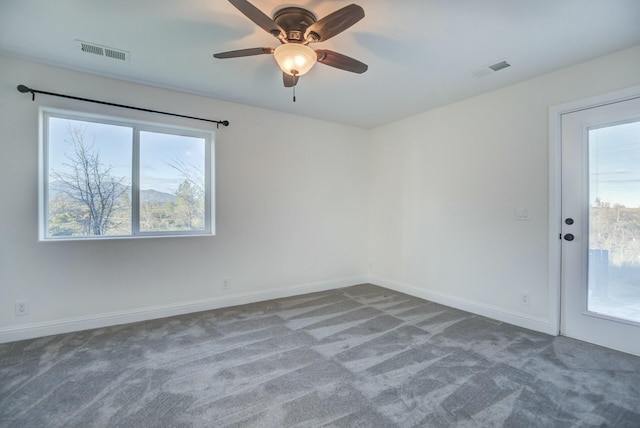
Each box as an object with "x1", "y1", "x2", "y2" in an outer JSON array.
[
  {"x1": 222, "y1": 278, "x2": 229, "y2": 289},
  {"x1": 520, "y1": 292, "x2": 530, "y2": 307},
  {"x1": 15, "y1": 300, "x2": 29, "y2": 316}
]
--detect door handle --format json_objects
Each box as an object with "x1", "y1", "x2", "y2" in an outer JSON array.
[{"x1": 564, "y1": 233, "x2": 575, "y2": 241}]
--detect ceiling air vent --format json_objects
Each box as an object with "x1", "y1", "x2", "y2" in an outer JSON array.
[
  {"x1": 76, "y1": 40, "x2": 129, "y2": 62},
  {"x1": 472, "y1": 60, "x2": 511, "y2": 78},
  {"x1": 489, "y1": 60, "x2": 510, "y2": 72}
]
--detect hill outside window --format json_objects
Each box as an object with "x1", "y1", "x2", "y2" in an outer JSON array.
[{"x1": 40, "y1": 109, "x2": 214, "y2": 240}]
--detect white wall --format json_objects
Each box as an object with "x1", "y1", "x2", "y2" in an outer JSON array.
[
  {"x1": 368, "y1": 45, "x2": 640, "y2": 334},
  {"x1": 3, "y1": 45, "x2": 640, "y2": 342},
  {"x1": 0, "y1": 55, "x2": 369, "y2": 341}
]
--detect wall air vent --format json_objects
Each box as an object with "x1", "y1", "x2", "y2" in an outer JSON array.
[
  {"x1": 472, "y1": 60, "x2": 511, "y2": 78},
  {"x1": 76, "y1": 40, "x2": 129, "y2": 62}
]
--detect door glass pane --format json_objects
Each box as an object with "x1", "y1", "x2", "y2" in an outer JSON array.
[
  {"x1": 588, "y1": 120, "x2": 640, "y2": 323},
  {"x1": 139, "y1": 131, "x2": 206, "y2": 232}
]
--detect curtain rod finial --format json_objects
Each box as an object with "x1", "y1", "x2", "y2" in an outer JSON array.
[{"x1": 17, "y1": 84, "x2": 35, "y2": 100}]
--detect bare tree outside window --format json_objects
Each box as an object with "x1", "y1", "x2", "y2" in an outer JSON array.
[{"x1": 49, "y1": 125, "x2": 128, "y2": 236}]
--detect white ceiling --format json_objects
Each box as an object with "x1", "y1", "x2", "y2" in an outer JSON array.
[{"x1": 1, "y1": 0, "x2": 639, "y2": 128}]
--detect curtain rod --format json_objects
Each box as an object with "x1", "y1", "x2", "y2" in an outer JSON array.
[{"x1": 16, "y1": 84, "x2": 229, "y2": 128}]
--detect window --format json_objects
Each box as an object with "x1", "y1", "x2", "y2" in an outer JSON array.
[{"x1": 41, "y1": 109, "x2": 214, "y2": 240}]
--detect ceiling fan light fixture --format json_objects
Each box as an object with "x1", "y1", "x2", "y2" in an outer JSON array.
[{"x1": 274, "y1": 43, "x2": 316, "y2": 76}]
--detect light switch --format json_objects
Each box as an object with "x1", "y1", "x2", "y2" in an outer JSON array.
[{"x1": 516, "y1": 208, "x2": 531, "y2": 221}]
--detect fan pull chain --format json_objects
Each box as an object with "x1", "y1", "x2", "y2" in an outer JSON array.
[{"x1": 293, "y1": 85, "x2": 296, "y2": 102}]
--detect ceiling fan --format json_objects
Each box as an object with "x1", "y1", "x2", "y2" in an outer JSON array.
[{"x1": 213, "y1": 0, "x2": 368, "y2": 89}]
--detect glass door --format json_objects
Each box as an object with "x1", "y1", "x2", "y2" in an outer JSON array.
[{"x1": 561, "y1": 96, "x2": 640, "y2": 356}]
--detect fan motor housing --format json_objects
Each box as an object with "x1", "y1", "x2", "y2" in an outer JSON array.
[{"x1": 273, "y1": 7, "x2": 317, "y2": 42}]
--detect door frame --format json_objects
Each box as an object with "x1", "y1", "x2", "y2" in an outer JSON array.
[{"x1": 548, "y1": 84, "x2": 640, "y2": 337}]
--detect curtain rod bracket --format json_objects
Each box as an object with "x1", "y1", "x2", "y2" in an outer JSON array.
[{"x1": 16, "y1": 84, "x2": 229, "y2": 128}]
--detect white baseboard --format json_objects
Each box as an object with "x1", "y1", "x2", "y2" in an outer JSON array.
[
  {"x1": 0, "y1": 276, "x2": 556, "y2": 343},
  {"x1": 369, "y1": 276, "x2": 557, "y2": 336},
  {"x1": 0, "y1": 276, "x2": 368, "y2": 344}
]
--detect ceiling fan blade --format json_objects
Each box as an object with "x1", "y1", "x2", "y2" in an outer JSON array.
[
  {"x1": 316, "y1": 49, "x2": 368, "y2": 74},
  {"x1": 213, "y1": 47, "x2": 274, "y2": 59},
  {"x1": 283, "y1": 73, "x2": 299, "y2": 87},
  {"x1": 304, "y1": 4, "x2": 364, "y2": 43},
  {"x1": 228, "y1": 0, "x2": 286, "y2": 39}
]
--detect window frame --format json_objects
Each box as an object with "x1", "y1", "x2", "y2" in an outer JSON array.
[{"x1": 39, "y1": 108, "x2": 215, "y2": 241}]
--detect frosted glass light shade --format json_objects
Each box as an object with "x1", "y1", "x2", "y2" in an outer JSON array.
[{"x1": 274, "y1": 44, "x2": 317, "y2": 76}]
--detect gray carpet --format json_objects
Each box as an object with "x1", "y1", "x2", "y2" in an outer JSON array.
[{"x1": 1, "y1": 284, "x2": 640, "y2": 427}]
